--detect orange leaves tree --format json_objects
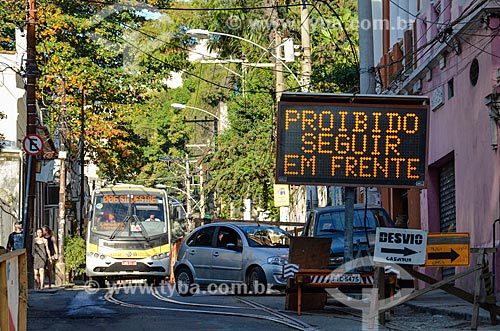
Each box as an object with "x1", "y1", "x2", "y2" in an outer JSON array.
[{"x1": 33, "y1": 0, "x2": 192, "y2": 182}]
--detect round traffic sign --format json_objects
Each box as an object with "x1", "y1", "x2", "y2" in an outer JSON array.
[{"x1": 22, "y1": 134, "x2": 44, "y2": 156}]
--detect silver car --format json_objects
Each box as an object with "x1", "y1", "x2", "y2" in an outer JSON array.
[{"x1": 174, "y1": 222, "x2": 290, "y2": 296}]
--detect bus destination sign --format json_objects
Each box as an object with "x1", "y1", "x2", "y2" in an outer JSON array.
[
  {"x1": 276, "y1": 94, "x2": 429, "y2": 188},
  {"x1": 101, "y1": 195, "x2": 158, "y2": 204}
]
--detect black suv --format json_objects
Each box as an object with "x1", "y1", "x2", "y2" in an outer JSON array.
[{"x1": 303, "y1": 204, "x2": 395, "y2": 266}]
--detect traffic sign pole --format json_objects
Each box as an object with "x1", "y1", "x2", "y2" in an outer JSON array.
[{"x1": 22, "y1": 155, "x2": 33, "y2": 243}]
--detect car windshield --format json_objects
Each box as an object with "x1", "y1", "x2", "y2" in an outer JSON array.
[
  {"x1": 241, "y1": 225, "x2": 291, "y2": 248},
  {"x1": 317, "y1": 208, "x2": 390, "y2": 233}
]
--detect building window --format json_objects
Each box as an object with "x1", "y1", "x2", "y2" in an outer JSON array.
[
  {"x1": 447, "y1": 79, "x2": 454, "y2": 99},
  {"x1": 470, "y1": 58, "x2": 479, "y2": 86}
]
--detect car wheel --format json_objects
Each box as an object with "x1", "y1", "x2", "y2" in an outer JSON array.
[
  {"x1": 247, "y1": 267, "x2": 267, "y2": 295},
  {"x1": 90, "y1": 277, "x2": 106, "y2": 289},
  {"x1": 175, "y1": 267, "x2": 195, "y2": 296}
]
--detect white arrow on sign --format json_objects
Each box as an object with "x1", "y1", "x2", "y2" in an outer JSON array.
[{"x1": 374, "y1": 227, "x2": 428, "y2": 265}]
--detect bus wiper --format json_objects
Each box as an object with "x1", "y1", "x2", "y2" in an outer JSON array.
[
  {"x1": 109, "y1": 216, "x2": 130, "y2": 240},
  {"x1": 131, "y1": 214, "x2": 151, "y2": 242}
]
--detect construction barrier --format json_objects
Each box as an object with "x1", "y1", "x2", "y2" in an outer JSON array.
[
  {"x1": 291, "y1": 268, "x2": 397, "y2": 315},
  {"x1": 0, "y1": 249, "x2": 27, "y2": 331}
]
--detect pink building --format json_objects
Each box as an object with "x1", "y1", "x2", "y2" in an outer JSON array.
[{"x1": 378, "y1": 0, "x2": 500, "y2": 295}]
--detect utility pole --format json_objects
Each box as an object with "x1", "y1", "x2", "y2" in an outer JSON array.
[
  {"x1": 344, "y1": 1, "x2": 377, "y2": 264},
  {"x1": 272, "y1": 0, "x2": 284, "y2": 102},
  {"x1": 25, "y1": 0, "x2": 39, "y2": 288},
  {"x1": 300, "y1": 0, "x2": 327, "y2": 208},
  {"x1": 185, "y1": 154, "x2": 192, "y2": 219},
  {"x1": 288, "y1": 0, "x2": 313, "y2": 223},
  {"x1": 355, "y1": 0, "x2": 385, "y2": 326},
  {"x1": 56, "y1": 77, "x2": 67, "y2": 286},
  {"x1": 79, "y1": 91, "x2": 85, "y2": 237},
  {"x1": 300, "y1": 0, "x2": 311, "y2": 92}
]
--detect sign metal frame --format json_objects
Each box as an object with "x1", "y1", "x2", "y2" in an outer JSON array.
[{"x1": 275, "y1": 93, "x2": 429, "y2": 188}]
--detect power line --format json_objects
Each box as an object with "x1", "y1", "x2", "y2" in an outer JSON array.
[
  {"x1": 312, "y1": 0, "x2": 359, "y2": 67},
  {"x1": 81, "y1": 0, "x2": 305, "y2": 11},
  {"x1": 456, "y1": 27, "x2": 500, "y2": 59},
  {"x1": 117, "y1": 33, "x2": 284, "y2": 96},
  {"x1": 380, "y1": 0, "x2": 491, "y2": 93},
  {"x1": 118, "y1": 21, "x2": 302, "y2": 86},
  {"x1": 307, "y1": 1, "x2": 358, "y2": 67}
]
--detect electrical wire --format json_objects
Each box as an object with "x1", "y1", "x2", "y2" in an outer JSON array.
[
  {"x1": 307, "y1": 1, "x2": 358, "y2": 67},
  {"x1": 118, "y1": 21, "x2": 301, "y2": 86},
  {"x1": 380, "y1": 0, "x2": 490, "y2": 93},
  {"x1": 116, "y1": 33, "x2": 282, "y2": 96},
  {"x1": 418, "y1": 27, "x2": 500, "y2": 95},
  {"x1": 81, "y1": 0, "x2": 305, "y2": 12},
  {"x1": 311, "y1": 0, "x2": 359, "y2": 68},
  {"x1": 456, "y1": 28, "x2": 500, "y2": 59}
]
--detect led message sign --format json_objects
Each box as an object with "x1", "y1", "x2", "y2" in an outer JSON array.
[{"x1": 276, "y1": 94, "x2": 429, "y2": 187}]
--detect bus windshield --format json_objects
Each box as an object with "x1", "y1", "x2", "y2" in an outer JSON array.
[{"x1": 91, "y1": 193, "x2": 167, "y2": 238}]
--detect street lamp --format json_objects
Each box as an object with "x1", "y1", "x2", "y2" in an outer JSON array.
[
  {"x1": 171, "y1": 103, "x2": 220, "y2": 120},
  {"x1": 186, "y1": 29, "x2": 301, "y2": 86},
  {"x1": 172, "y1": 102, "x2": 228, "y2": 134}
]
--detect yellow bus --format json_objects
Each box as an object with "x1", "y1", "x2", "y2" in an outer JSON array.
[{"x1": 86, "y1": 184, "x2": 178, "y2": 286}]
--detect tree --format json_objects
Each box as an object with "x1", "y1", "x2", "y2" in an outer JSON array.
[
  {"x1": 33, "y1": 0, "x2": 192, "y2": 182},
  {"x1": 172, "y1": 0, "x2": 359, "y2": 218}
]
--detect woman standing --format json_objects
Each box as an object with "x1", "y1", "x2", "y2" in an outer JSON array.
[
  {"x1": 33, "y1": 228, "x2": 50, "y2": 289},
  {"x1": 42, "y1": 226, "x2": 59, "y2": 288}
]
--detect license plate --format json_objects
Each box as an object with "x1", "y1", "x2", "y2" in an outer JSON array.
[
  {"x1": 122, "y1": 261, "x2": 137, "y2": 266},
  {"x1": 329, "y1": 273, "x2": 361, "y2": 284}
]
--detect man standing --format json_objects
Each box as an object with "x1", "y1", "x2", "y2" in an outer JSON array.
[{"x1": 7, "y1": 221, "x2": 24, "y2": 251}]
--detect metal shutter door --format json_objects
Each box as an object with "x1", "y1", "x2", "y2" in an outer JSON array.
[{"x1": 439, "y1": 160, "x2": 456, "y2": 280}]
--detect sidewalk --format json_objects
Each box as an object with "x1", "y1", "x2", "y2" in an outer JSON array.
[{"x1": 401, "y1": 289, "x2": 498, "y2": 326}]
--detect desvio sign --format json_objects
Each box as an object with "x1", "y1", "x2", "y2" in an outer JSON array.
[{"x1": 275, "y1": 93, "x2": 429, "y2": 188}]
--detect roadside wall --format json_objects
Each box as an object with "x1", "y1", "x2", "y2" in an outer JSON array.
[{"x1": 0, "y1": 150, "x2": 22, "y2": 248}]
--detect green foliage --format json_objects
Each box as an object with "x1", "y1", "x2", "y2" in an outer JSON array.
[
  {"x1": 1, "y1": 0, "x2": 360, "y2": 220},
  {"x1": 34, "y1": 0, "x2": 192, "y2": 183},
  {"x1": 0, "y1": 0, "x2": 23, "y2": 51},
  {"x1": 64, "y1": 236, "x2": 86, "y2": 276},
  {"x1": 175, "y1": 0, "x2": 359, "y2": 219}
]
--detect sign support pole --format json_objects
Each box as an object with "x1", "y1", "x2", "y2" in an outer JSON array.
[{"x1": 22, "y1": 155, "x2": 33, "y2": 242}]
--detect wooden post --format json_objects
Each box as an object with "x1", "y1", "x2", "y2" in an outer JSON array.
[
  {"x1": 471, "y1": 249, "x2": 484, "y2": 330},
  {"x1": 0, "y1": 258, "x2": 7, "y2": 331},
  {"x1": 0, "y1": 250, "x2": 27, "y2": 331},
  {"x1": 368, "y1": 265, "x2": 385, "y2": 328}
]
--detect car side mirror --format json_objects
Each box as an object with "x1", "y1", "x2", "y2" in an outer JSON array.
[{"x1": 226, "y1": 243, "x2": 242, "y2": 252}]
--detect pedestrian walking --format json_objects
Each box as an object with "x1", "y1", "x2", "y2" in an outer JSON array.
[
  {"x1": 33, "y1": 228, "x2": 50, "y2": 290},
  {"x1": 42, "y1": 225, "x2": 59, "y2": 288},
  {"x1": 7, "y1": 220, "x2": 24, "y2": 251}
]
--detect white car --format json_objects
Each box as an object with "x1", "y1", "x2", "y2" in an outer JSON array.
[{"x1": 174, "y1": 222, "x2": 290, "y2": 296}]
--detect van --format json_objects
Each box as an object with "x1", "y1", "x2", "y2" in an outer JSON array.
[{"x1": 303, "y1": 204, "x2": 395, "y2": 267}]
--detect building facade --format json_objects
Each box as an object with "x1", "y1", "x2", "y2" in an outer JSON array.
[
  {"x1": 378, "y1": 0, "x2": 500, "y2": 294},
  {"x1": 0, "y1": 45, "x2": 26, "y2": 247}
]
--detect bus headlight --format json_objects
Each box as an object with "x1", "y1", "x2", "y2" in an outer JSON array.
[{"x1": 88, "y1": 252, "x2": 106, "y2": 260}]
